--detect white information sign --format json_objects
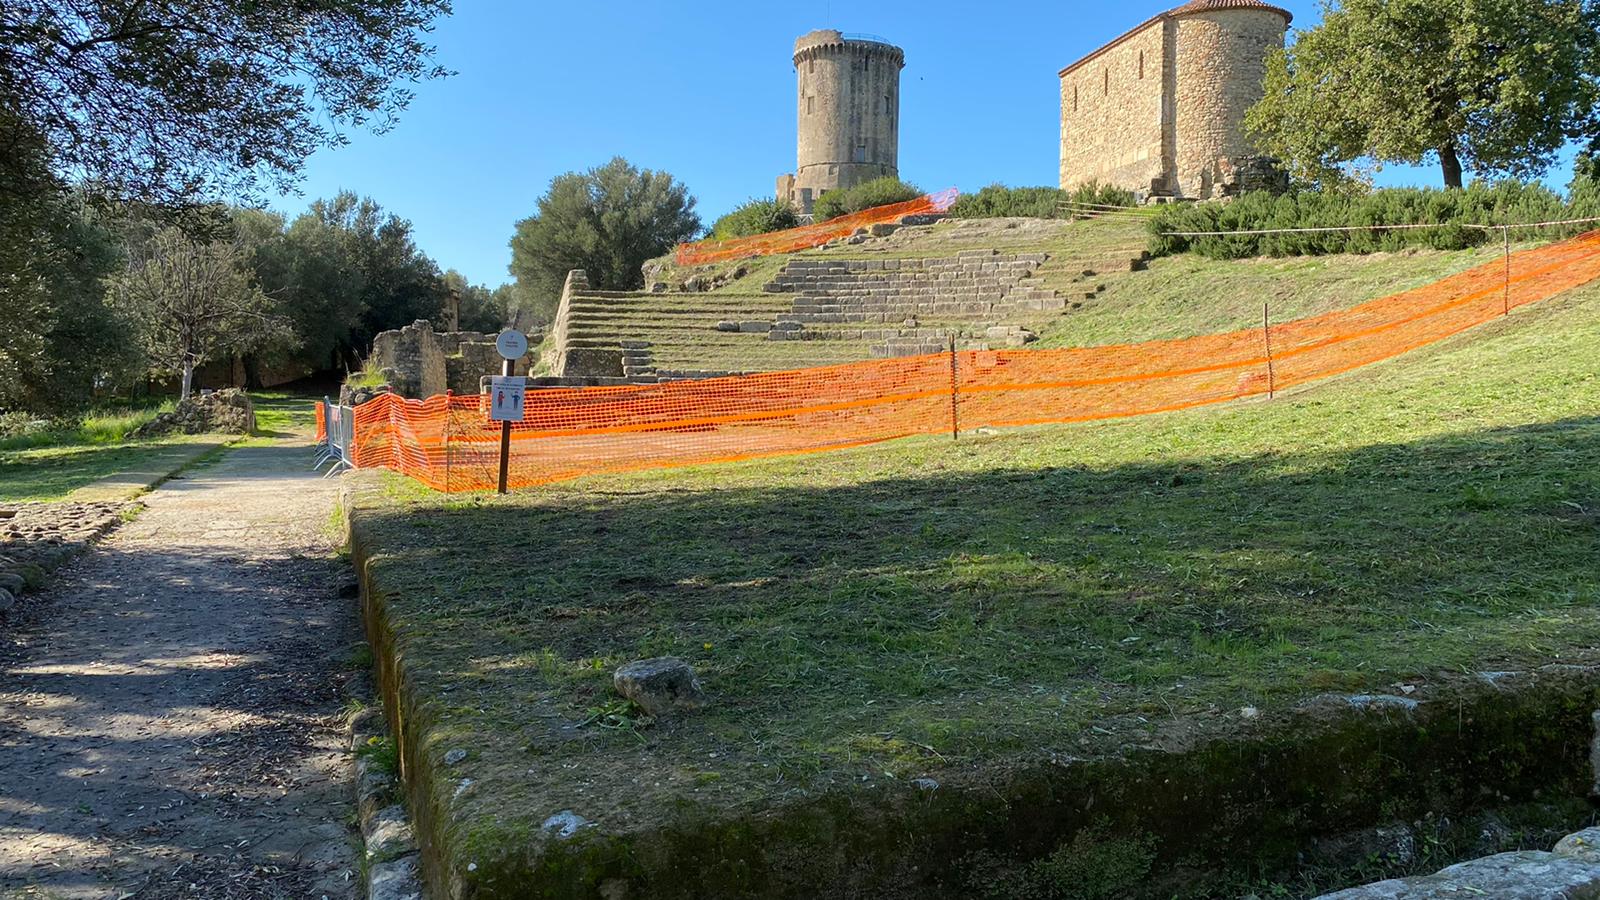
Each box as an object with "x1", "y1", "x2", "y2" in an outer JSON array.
[
  {"x1": 495, "y1": 329, "x2": 529, "y2": 360},
  {"x1": 489, "y1": 376, "x2": 527, "y2": 422}
]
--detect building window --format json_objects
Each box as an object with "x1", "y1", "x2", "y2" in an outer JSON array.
[
  {"x1": 1104, "y1": 68, "x2": 1109, "y2": 95},
  {"x1": 807, "y1": 95, "x2": 815, "y2": 115},
  {"x1": 1139, "y1": 51, "x2": 1145, "y2": 79},
  {"x1": 855, "y1": 143, "x2": 867, "y2": 163},
  {"x1": 1073, "y1": 85, "x2": 1078, "y2": 111}
]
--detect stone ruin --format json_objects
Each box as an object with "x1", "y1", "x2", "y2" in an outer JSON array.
[{"x1": 364, "y1": 320, "x2": 544, "y2": 401}]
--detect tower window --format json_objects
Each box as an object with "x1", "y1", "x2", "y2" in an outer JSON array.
[
  {"x1": 1073, "y1": 85, "x2": 1078, "y2": 111},
  {"x1": 1139, "y1": 51, "x2": 1145, "y2": 79},
  {"x1": 855, "y1": 143, "x2": 867, "y2": 163},
  {"x1": 1104, "y1": 68, "x2": 1109, "y2": 95},
  {"x1": 807, "y1": 95, "x2": 815, "y2": 115}
]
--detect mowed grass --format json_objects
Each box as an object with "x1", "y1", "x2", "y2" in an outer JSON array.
[
  {"x1": 347, "y1": 283, "x2": 1600, "y2": 843},
  {"x1": 0, "y1": 391, "x2": 310, "y2": 501},
  {"x1": 1035, "y1": 242, "x2": 1529, "y2": 348}
]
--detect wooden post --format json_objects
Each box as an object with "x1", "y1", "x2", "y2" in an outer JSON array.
[
  {"x1": 496, "y1": 358, "x2": 513, "y2": 494},
  {"x1": 947, "y1": 334, "x2": 959, "y2": 440},
  {"x1": 1502, "y1": 226, "x2": 1511, "y2": 316},
  {"x1": 443, "y1": 389, "x2": 453, "y2": 493},
  {"x1": 1263, "y1": 302, "x2": 1276, "y2": 400}
]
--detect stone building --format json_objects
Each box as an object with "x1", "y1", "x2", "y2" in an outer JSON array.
[
  {"x1": 1058, "y1": 0, "x2": 1291, "y2": 201},
  {"x1": 777, "y1": 30, "x2": 904, "y2": 215}
]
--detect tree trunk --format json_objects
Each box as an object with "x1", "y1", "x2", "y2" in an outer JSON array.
[
  {"x1": 180, "y1": 358, "x2": 195, "y2": 402},
  {"x1": 242, "y1": 353, "x2": 264, "y2": 390},
  {"x1": 1440, "y1": 141, "x2": 1464, "y2": 189}
]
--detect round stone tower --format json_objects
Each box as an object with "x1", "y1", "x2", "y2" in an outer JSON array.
[
  {"x1": 778, "y1": 30, "x2": 905, "y2": 215},
  {"x1": 1170, "y1": 0, "x2": 1291, "y2": 198}
]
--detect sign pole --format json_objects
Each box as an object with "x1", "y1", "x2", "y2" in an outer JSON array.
[
  {"x1": 490, "y1": 328, "x2": 529, "y2": 495},
  {"x1": 497, "y1": 356, "x2": 513, "y2": 494}
]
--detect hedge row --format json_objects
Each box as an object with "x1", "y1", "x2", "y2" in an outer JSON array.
[
  {"x1": 1149, "y1": 180, "x2": 1600, "y2": 259},
  {"x1": 948, "y1": 182, "x2": 1138, "y2": 220},
  {"x1": 813, "y1": 177, "x2": 922, "y2": 223}
]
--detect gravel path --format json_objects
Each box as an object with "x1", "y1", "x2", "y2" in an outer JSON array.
[{"x1": 0, "y1": 440, "x2": 361, "y2": 899}]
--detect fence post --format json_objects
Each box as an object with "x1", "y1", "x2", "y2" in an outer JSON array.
[
  {"x1": 1502, "y1": 225, "x2": 1511, "y2": 316},
  {"x1": 1263, "y1": 302, "x2": 1276, "y2": 400},
  {"x1": 947, "y1": 334, "x2": 959, "y2": 440},
  {"x1": 443, "y1": 389, "x2": 453, "y2": 493}
]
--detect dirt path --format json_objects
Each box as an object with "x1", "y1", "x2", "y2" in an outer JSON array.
[{"x1": 0, "y1": 439, "x2": 361, "y2": 899}]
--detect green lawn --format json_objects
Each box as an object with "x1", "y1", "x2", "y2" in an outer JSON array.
[
  {"x1": 1035, "y1": 242, "x2": 1530, "y2": 348},
  {"x1": 0, "y1": 391, "x2": 312, "y2": 502},
  {"x1": 0, "y1": 435, "x2": 227, "y2": 502},
  {"x1": 347, "y1": 283, "x2": 1600, "y2": 896}
]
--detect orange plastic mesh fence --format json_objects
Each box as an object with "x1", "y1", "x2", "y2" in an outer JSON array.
[
  {"x1": 344, "y1": 230, "x2": 1600, "y2": 492},
  {"x1": 675, "y1": 189, "x2": 960, "y2": 266}
]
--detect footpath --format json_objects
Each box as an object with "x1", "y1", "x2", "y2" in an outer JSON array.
[{"x1": 0, "y1": 437, "x2": 361, "y2": 899}]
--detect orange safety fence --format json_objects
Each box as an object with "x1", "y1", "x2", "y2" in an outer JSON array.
[
  {"x1": 675, "y1": 189, "x2": 960, "y2": 266},
  {"x1": 340, "y1": 229, "x2": 1600, "y2": 492}
]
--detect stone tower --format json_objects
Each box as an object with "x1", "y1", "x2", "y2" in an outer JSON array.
[
  {"x1": 777, "y1": 30, "x2": 905, "y2": 215},
  {"x1": 1057, "y1": 0, "x2": 1290, "y2": 200}
]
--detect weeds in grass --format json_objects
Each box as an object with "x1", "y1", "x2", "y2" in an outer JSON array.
[{"x1": 356, "y1": 736, "x2": 399, "y2": 778}]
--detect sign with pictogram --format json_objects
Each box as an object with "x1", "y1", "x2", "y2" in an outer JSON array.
[{"x1": 489, "y1": 376, "x2": 526, "y2": 422}]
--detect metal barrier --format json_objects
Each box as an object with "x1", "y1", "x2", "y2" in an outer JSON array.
[{"x1": 313, "y1": 397, "x2": 356, "y2": 475}]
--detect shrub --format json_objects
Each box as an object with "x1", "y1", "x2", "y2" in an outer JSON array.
[
  {"x1": 710, "y1": 198, "x2": 801, "y2": 241},
  {"x1": 950, "y1": 185, "x2": 1065, "y2": 219},
  {"x1": 812, "y1": 177, "x2": 922, "y2": 222},
  {"x1": 948, "y1": 182, "x2": 1139, "y2": 220},
  {"x1": 1148, "y1": 181, "x2": 1587, "y2": 260}
]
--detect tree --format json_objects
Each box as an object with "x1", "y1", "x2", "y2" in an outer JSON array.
[
  {"x1": 108, "y1": 229, "x2": 291, "y2": 400},
  {"x1": 0, "y1": 0, "x2": 451, "y2": 205},
  {"x1": 442, "y1": 270, "x2": 509, "y2": 333},
  {"x1": 509, "y1": 158, "x2": 700, "y2": 321},
  {"x1": 0, "y1": 184, "x2": 136, "y2": 412},
  {"x1": 1246, "y1": 0, "x2": 1600, "y2": 189}
]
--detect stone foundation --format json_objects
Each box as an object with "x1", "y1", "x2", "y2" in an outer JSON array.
[{"x1": 367, "y1": 321, "x2": 544, "y2": 399}]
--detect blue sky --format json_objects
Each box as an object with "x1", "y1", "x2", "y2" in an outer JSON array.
[{"x1": 270, "y1": 0, "x2": 1577, "y2": 288}]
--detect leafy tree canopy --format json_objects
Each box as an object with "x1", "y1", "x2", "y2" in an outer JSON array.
[
  {"x1": 0, "y1": 0, "x2": 451, "y2": 204},
  {"x1": 509, "y1": 158, "x2": 700, "y2": 321},
  {"x1": 106, "y1": 228, "x2": 292, "y2": 399},
  {"x1": 1246, "y1": 0, "x2": 1600, "y2": 189}
]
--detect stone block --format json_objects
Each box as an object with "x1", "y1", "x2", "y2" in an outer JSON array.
[{"x1": 614, "y1": 658, "x2": 706, "y2": 717}]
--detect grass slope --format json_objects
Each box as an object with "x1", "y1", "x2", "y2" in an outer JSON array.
[
  {"x1": 1035, "y1": 243, "x2": 1528, "y2": 348},
  {"x1": 347, "y1": 283, "x2": 1600, "y2": 891}
]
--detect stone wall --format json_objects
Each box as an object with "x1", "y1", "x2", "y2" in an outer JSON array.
[
  {"x1": 369, "y1": 320, "x2": 542, "y2": 399},
  {"x1": 783, "y1": 30, "x2": 904, "y2": 214},
  {"x1": 369, "y1": 321, "x2": 449, "y2": 398},
  {"x1": 1058, "y1": 1, "x2": 1289, "y2": 200},
  {"x1": 1059, "y1": 19, "x2": 1170, "y2": 196},
  {"x1": 1173, "y1": 8, "x2": 1287, "y2": 199}
]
